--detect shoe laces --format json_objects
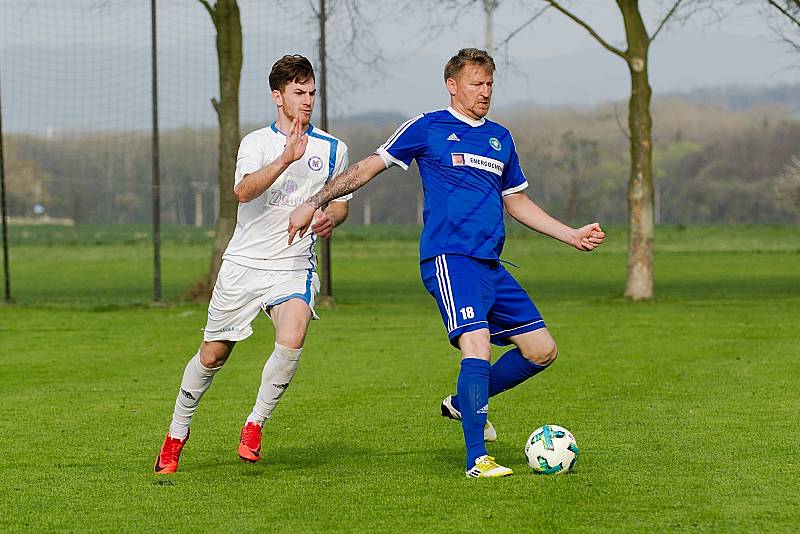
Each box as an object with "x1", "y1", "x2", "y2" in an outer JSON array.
[
  {"x1": 477, "y1": 455, "x2": 499, "y2": 469},
  {"x1": 241, "y1": 423, "x2": 261, "y2": 446},
  {"x1": 162, "y1": 435, "x2": 184, "y2": 461}
]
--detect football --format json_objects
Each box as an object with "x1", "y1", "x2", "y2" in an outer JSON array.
[{"x1": 524, "y1": 424, "x2": 579, "y2": 475}]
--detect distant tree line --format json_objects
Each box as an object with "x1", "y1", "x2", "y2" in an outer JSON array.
[{"x1": 4, "y1": 96, "x2": 800, "y2": 227}]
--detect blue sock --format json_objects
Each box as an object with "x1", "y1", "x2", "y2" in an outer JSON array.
[
  {"x1": 489, "y1": 347, "x2": 547, "y2": 395},
  {"x1": 451, "y1": 348, "x2": 547, "y2": 412},
  {"x1": 457, "y1": 358, "x2": 490, "y2": 470}
]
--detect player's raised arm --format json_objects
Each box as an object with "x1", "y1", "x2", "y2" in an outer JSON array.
[
  {"x1": 503, "y1": 192, "x2": 606, "y2": 251},
  {"x1": 234, "y1": 118, "x2": 308, "y2": 203},
  {"x1": 287, "y1": 153, "x2": 386, "y2": 244}
]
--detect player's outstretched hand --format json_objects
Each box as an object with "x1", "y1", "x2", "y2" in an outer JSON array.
[
  {"x1": 310, "y1": 209, "x2": 334, "y2": 238},
  {"x1": 573, "y1": 223, "x2": 605, "y2": 252},
  {"x1": 280, "y1": 118, "x2": 309, "y2": 165},
  {"x1": 287, "y1": 202, "x2": 316, "y2": 245}
]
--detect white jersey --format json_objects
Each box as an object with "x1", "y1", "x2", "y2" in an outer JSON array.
[{"x1": 222, "y1": 123, "x2": 351, "y2": 271}]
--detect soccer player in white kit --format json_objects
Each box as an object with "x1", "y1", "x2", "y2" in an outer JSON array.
[{"x1": 155, "y1": 55, "x2": 351, "y2": 473}]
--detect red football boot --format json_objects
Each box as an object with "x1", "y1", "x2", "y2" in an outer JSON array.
[
  {"x1": 238, "y1": 422, "x2": 262, "y2": 462},
  {"x1": 154, "y1": 430, "x2": 189, "y2": 474}
]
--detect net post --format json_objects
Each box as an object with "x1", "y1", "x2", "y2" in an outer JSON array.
[
  {"x1": 150, "y1": 0, "x2": 162, "y2": 303},
  {"x1": 0, "y1": 64, "x2": 11, "y2": 303}
]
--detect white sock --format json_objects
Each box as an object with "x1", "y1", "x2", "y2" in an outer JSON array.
[
  {"x1": 168, "y1": 352, "x2": 222, "y2": 439},
  {"x1": 246, "y1": 343, "x2": 302, "y2": 426}
]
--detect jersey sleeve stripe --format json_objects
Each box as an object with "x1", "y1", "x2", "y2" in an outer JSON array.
[
  {"x1": 376, "y1": 147, "x2": 409, "y2": 170},
  {"x1": 502, "y1": 181, "x2": 529, "y2": 196},
  {"x1": 380, "y1": 114, "x2": 424, "y2": 152}
]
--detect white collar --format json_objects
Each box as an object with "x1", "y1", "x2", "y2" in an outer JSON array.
[{"x1": 447, "y1": 106, "x2": 486, "y2": 127}]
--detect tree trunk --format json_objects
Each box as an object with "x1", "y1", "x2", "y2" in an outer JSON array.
[
  {"x1": 197, "y1": 0, "x2": 242, "y2": 298},
  {"x1": 619, "y1": 0, "x2": 654, "y2": 300}
]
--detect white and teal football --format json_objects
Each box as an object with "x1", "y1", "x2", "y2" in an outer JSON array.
[{"x1": 525, "y1": 424, "x2": 579, "y2": 475}]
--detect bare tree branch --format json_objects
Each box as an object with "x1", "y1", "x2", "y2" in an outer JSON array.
[
  {"x1": 197, "y1": 0, "x2": 215, "y2": 20},
  {"x1": 334, "y1": 0, "x2": 388, "y2": 68},
  {"x1": 495, "y1": 5, "x2": 550, "y2": 49},
  {"x1": 649, "y1": 0, "x2": 686, "y2": 43},
  {"x1": 543, "y1": 0, "x2": 626, "y2": 58},
  {"x1": 308, "y1": 0, "x2": 396, "y2": 117},
  {"x1": 613, "y1": 103, "x2": 631, "y2": 141},
  {"x1": 768, "y1": 0, "x2": 800, "y2": 29},
  {"x1": 308, "y1": 0, "x2": 320, "y2": 18}
]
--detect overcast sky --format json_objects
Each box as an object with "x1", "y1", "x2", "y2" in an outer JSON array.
[
  {"x1": 1, "y1": 0, "x2": 798, "y2": 133},
  {"x1": 345, "y1": 0, "x2": 800, "y2": 114}
]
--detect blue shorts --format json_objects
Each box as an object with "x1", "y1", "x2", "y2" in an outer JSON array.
[{"x1": 420, "y1": 254, "x2": 546, "y2": 348}]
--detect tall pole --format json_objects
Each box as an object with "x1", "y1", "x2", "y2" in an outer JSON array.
[
  {"x1": 318, "y1": 0, "x2": 333, "y2": 300},
  {"x1": 483, "y1": 0, "x2": 497, "y2": 56},
  {"x1": 151, "y1": 0, "x2": 162, "y2": 302},
  {"x1": 0, "y1": 64, "x2": 11, "y2": 303}
]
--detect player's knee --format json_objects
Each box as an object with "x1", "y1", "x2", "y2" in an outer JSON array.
[
  {"x1": 198, "y1": 352, "x2": 226, "y2": 368},
  {"x1": 199, "y1": 351, "x2": 228, "y2": 369},
  {"x1": 458, "y1": 329, "x2": 491, "y2": 359},
  {"x1": 198, "y1": 342, "x2": 232, "y2": 369},
  {"x1": 277, "y1": 330, "x2": 306, "y2": 350},
  {"x1": 522, "y1": 341, "x2": 557, "y2": 367}
]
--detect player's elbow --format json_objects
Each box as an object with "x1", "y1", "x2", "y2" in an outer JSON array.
[
  {"x1": 502, "y1": 196, "x2": 522, "y2": 219},
  {"x1": 234, "y1": 186, "x2": 252, "y2": 204}
]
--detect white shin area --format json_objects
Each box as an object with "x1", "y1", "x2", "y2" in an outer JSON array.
[
  {"x1": 246, "y1": 343, "x2": 303, "y2": 426},
  {"x1": 168, "y1": 352, "x2": 222, "y2": 439}
]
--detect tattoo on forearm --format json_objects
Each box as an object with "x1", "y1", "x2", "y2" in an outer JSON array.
[{"x1": 307, "y1": 155, "x2": 379, "y2": 208}]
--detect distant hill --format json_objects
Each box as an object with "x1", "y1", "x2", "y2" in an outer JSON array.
[
  {"x1": 333, "y1": 111, "x2": 407, "y2": 128},
  {"x1": 662, "y1": 84, "x2": 800, "y2": 113}
]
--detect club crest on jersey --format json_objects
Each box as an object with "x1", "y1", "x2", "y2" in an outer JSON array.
[
  {"x1": 308, "y1": 156, "x2": 324, "y2": 172},
  {"x1": 489, "y1": 137, "x2": 502, "y2": 151},
  {"x1": 283, "y1": 179, "x2": 298, "y2": 194}
]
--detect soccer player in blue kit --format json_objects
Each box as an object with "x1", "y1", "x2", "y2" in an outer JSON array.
[{"x1": 288, "y1": 48, "x2": 605, "y2": 478}]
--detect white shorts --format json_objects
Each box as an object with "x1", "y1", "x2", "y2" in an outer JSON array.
[{"x1": 203, "y1": 260, "x2": 320, "y2": 342}]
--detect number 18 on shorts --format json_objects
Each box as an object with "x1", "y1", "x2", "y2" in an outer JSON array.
[{"x1": 420, "y1": 254, "x2": 546, "y2": 348}]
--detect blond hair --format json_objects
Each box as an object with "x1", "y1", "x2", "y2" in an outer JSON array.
[{"x1": 444, "y1": 48, "x2": 496, "y2": 81}]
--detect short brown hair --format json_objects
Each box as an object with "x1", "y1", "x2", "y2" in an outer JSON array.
[
  {"x1": 444, "y1": 48, "x2": 496, "y2": 81},
  {"x1": 269, "y1": 55, "x2": 315, "y2": 92}
]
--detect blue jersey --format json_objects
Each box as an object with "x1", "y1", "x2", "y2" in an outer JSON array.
[{"x1": 377, "y1": 107, "x2": 528, "y2": 262}]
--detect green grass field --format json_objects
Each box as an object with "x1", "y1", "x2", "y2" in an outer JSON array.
[{"x1": 1, "y1": 224, "x2": 798, "y2": 531}]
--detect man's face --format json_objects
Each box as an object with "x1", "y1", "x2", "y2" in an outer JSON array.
[
  {"x1": 447, "y1": 63, "x2": 493, "y2": 119},
  {"x1": 273, "y1": 77, "x2": 316, "y2": 125}
]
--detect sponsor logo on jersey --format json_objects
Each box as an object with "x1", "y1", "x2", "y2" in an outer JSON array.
[
  {"x1": 451, "y1": 152, "x2": 504, "y2": 176},
  {"x1": 308, "y1": 155, "x2": 324, "y2": 171},
  {"x1": 489, "y1": 137, "x2": 502, "y2": 151},
  {"x1": 267, "y1": 179, "x2": 305, "y2": 207},
  {"x1": 269, "y1": 190, "x2": 305, "y2": 208},
  {"x1": 447, "y1": 133, "x2": 460, "y2": 141}
]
